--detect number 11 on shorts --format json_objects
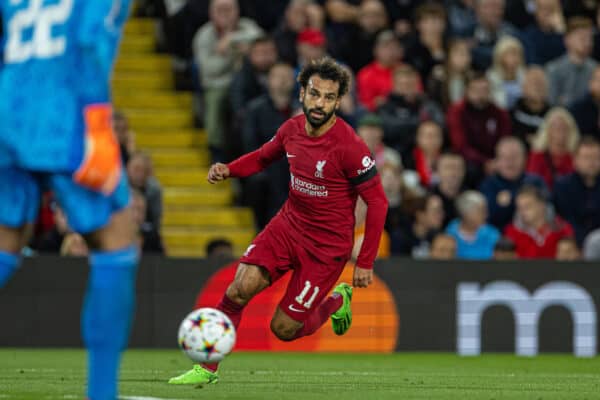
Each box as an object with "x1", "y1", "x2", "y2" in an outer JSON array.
[{"x1": 295, "y1": 281, "x2": 320, "y2": 309}]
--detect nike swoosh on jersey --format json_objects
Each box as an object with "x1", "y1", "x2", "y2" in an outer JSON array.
[
  {"x1": 288, "y1": 304, "x2": 305, "y2": 312},
  {"x1": 286, "y1": 153, "x2": 296, "y2": 158}
]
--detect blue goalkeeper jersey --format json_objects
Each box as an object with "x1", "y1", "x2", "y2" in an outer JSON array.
[{"x1": 0, "y1": 0, "x2": 130, "y2": 171}]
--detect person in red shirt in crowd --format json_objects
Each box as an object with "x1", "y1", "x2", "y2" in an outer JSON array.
[
  {"x1": 357, "y1": 30, "x2": 403, "y2": 111},
  {"x1": 527, "y1": 107, "x2": 579, "y2": 189},
  {"x1": 446, "y1": 70, "x2": 512, "y2": 185},
  {"x1": 504, "y1": 185, "x2": 574, "y2": 259},
  {"x1": 407, "y1": 120, "x2": 444, "y2": 188}
]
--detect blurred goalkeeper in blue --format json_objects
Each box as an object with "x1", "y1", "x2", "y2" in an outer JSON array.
[{"x1": 0, "y1": 1, "x2": 138, "y2": 399}]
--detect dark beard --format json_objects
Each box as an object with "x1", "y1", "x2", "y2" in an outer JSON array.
[{"x1": 302, "y1": 103, "x2": 335, "y2": 128}]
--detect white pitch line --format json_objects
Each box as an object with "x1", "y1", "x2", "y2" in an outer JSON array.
[{"x1": 121, "y1": 397, "x2": 186, "y2": 400}]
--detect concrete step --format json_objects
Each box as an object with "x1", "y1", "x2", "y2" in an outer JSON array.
[
  {"x1": 114, "y1": 54, "x2": 171, "y2": 73},
  {"x1": 156, "y1": 169, "x2": 221, "y2": 188},
  {"x1": 163, "y1": 227, "x2": 255, "y2": 250},
  {"x1": 113, "y1": 91, "x2": 192, "y2": 110},
  {"x1": 163, "y1": 208, "x2": 254, "y2": 228},
  {"x1": 125, "y1": 109, "x2": 193, "y2": 130},
  {"x1": 163, "y1": 187, "x2": 233, "y2": 206},
  {"x1": 124, "y1": 18, "x2": 155, "y2": 36},
  {"x1": 148, "y1": 149, "x2": 209, "y2": 168},
  {"x1": 120, "y1": 34, "x2": 156, "y2": 53},
  {"x1": 135, "y1": 130, "x2": 207, "y2": 148},
  {"x1": 112, "y1": 72, "x2": 173, "y2": 91}
]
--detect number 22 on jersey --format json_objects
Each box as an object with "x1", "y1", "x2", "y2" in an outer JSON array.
[{"x1": 4, "y1": 0, "x2": 73, "y2": 63}]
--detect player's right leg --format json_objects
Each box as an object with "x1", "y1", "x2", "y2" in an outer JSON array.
[
  {"x1": 49, "y1": 173, "x2": 138, "y2": 400},
  {"x1": 0, "y1": 167, "x2": 41, "y2": 288},
  {"x1": 168, "y1": 262, "x2": 271, "y2": 385}
]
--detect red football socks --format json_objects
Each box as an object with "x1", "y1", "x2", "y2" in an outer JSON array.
[
  {"x1": 293, "y1": 293, "x2": 343, "y2": 339},
  {"x1": 201, "y1": 294, "x2": 245, "y2": 372}
]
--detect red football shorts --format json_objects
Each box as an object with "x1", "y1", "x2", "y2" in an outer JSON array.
[{"x1": 239, "y1": 215, "x2": 347, "y2": 322}]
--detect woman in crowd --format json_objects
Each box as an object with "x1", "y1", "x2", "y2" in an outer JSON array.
[
  {"x1": 527, "y1": 107, "x2": 579, "y2": 189},
  {"x1": 487, "y1": 36, "x2": 526, "y2": 110}
]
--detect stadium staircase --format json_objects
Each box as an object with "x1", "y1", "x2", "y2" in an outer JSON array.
[{"x1": 111, "y1": 18, "x2": 255, "y2": 257}]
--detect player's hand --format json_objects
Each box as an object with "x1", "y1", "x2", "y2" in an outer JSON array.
[
  {"x1": 352, "y1": 266, "x2": 373, "y2": 288},
  {"x1": 207, "y1": 163, "x2": 230, "y2": 184}
]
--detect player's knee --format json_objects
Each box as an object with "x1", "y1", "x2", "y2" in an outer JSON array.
[
  {"x1": 270, "y1": 319, "x2": 298, "y2": 342},
  {"x1": 226, "y1": 280, "x2": 255, "y2": 305}
]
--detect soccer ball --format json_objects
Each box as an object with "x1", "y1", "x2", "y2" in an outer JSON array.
[{"x1": 177, "y1": 308, "x2": 236, "y2": 363}]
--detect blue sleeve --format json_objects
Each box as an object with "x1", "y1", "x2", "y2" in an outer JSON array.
[{"x1": 76, "y1": 0, "x2": 131, "y2": 103}]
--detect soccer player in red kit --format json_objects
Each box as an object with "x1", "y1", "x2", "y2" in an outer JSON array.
[{"x1": 169, "y1": 58, "x2": 389, "y2": 385}]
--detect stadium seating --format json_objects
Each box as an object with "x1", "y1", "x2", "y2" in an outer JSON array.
[{"x1": 112, "y1": 18, "x2": 256, "y2": 257}]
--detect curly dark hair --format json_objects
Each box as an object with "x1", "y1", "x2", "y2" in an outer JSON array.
[{"x1": 297, "y1": 57, "x2": 350, "y2": 97}]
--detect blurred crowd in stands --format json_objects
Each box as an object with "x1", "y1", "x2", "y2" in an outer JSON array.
[
  {"x1": 27, "y1": 113, "x2": 166, "y2": 257},
  {"x1": 31, "y1": 0, "x2": 600, "y2": 261}
]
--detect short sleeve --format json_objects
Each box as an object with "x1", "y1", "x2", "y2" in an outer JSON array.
[{"x1": 341, "y1": 136, "x2": 378, "y2": 186}]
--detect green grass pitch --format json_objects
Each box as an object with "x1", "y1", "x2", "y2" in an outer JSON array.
[{"x1": 1, "y1": 349, "x2": 600, "y2": 399}]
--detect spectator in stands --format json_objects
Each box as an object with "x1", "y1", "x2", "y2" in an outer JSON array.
[
  {"x1": 527, "y1": 107, "x2": 578, "y2": 189},
  {"x1": 504, "y1": 185, "x2": 574, "y2": 259},
  {"x1": 391, "y1": 193, "x2": 445, "y2": 258},
  {"x1": 487, "y1": 36, "x2": 525, "y2": 110},
  {"x1": 296, "y1": 28, "x2": 327, "y2": 68},
  {"x1": 112, "y1": 111, "x2": 136, "y2": 165},
  {"x1": 404, "y1": 2, "x2": 447, "y2": 83},
  {"x1": 60, "y1": 233, "x2": 89, "y2": 257},
  {"x1": 381, "y1": 0, "x2": 421, "y2": 37},
  {"x1": 432, "y1": 152, "x2": 467, "y2": 227},
  {"x1": 447, "y1": 71, "x2": 511, "y2": 183},
  {"x1": 470, "y1": 0, "x2": 517, "y2": 70},
  {"x1": 446, "y1": 0, "x2": 477, "y2": 38},
  {"x1": 238, "y1": 0, "x2": 292, "y2": 32},
  {"x1": 357, "y1": 30, "x2": 403, "y2": 111},
  {"x1": 510, "y1": 66, "x2": 551, "y2": 147},
  {"x1": 493, "y1": 236, "x2": 517, "y2": 259},
  {"x1": 569, "y1": 66, "x2": 600, "y2": 139},
  {"x1": 229, "y1": 36, "x2": 278, "y2": 118},
  {"x1": 405, "y1": 121, "x2": 444, "y2": 188},
  {"x1": 521, "y1": 0, "x2": 565, "y2": 65},
  {"x1": 480, "y1": 137, "x2": 546, "y2": 230},
  {"x1": 546, "y1": 17, "x2": 596, "y2": 106},
  {"x1": 381, "y1": 160, "x2": 422, "y2": 241},
  {"x1": 273, "y1": 0, "x2": 324, "y2": 66},
  {"x1": 334, "y1": 0, "x2": 389, "y2": 73},
  {"x1": 242, "y1": 63, "x2": 296, "y2": 228},
  {"x1": 429, "y1": 233, "x2": 457, "y2": 260},
  {"x1": 193, "y1": 0, "x2": 263, "y2": 162},
  {"x1": 553, "y1": 136, "x2": 600, "y2": 245},
  {"x1": 357, "y1": 114, "x2": 399, "y2": 167},
  {"x1": 447, "y1": 190, "x2": 500, "y2": 259},
  {"x1": 428, "y1": 39, "x2": 472, "y2": 108},
  {"x1": 127, "y1": 152, "x2": 163, "y2": 231},
  {"x1": 556, "y1": 237, "x2": 581, "y2": 260},
  {"x1": 583, "y1": 228, "x2": 600, "y2": 260},
  {"x1": 378, "y1": 64, "x2": 444, "y2": 158},
  {"x1": 337, "y1": 65, "x2": 368, "y2": 127},
  {"x1": 131, "y1": 189, "x2": 164, "y2": 254},
  {"x1": 206, "y1": 238, "x2": 235, "y2": 260}
]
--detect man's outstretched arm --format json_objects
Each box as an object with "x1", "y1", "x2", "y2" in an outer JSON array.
[
  {"x1": 207, "y1": 129, "x2": 286, "y2": 183},
  {"x1": 353, "y1": 176, "x2": 388, "y2": 287}
]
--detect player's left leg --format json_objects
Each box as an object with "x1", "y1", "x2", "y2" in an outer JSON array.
[
  {"x1": 270, "y1": 254, "x2": 351, "y2": 341},
  {"x1": 50, "y1": 173, "x2": 138, "y2": 400}
]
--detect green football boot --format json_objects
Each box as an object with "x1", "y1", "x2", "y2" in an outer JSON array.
[
  {"x1": 330, "y1": 282, "x2": 353, "y2": 336},
  {"x1": 168, "y1": 364, "x2": 219, "y2": 385}
]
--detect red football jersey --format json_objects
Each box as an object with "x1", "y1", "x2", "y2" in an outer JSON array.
[{"x1": 230, "y1": 114, "x2": 379, "y2": 260}]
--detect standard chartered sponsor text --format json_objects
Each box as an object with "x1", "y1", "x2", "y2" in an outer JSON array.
[{"x1": 290, "y1": 173, "x2": 328, "y2": 197}]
